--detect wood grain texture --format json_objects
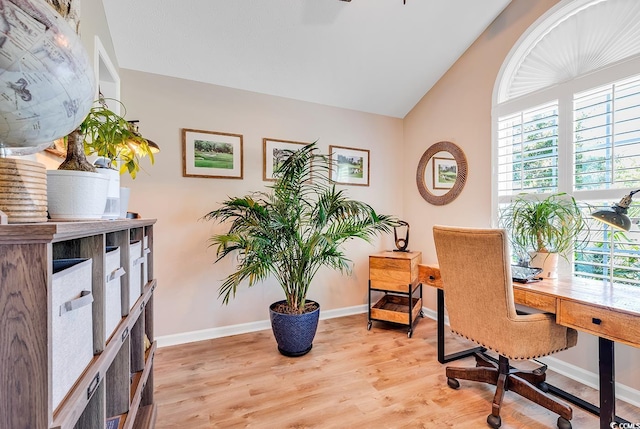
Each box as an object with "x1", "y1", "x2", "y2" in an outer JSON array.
[
  {"x1": 0, "y1": 219, "x2": 157, "y2": 244},
  {"x1": 370, "y1": 295, "x2": 421, "y2": 325},
  {"x1": 106, "y1": 338, "x2": 131, "y2": 417},
  {"x1": 0, "y1": 220, "x2": 157, "y2": 429},
  {"x1": 0, "y1": 243, "x2": 48, "y2": 429},
  {"x1": 153, "y1": 314, "x2": 640, "y2": 428},
  {"x1": 369, "y1": 251, "x2": 421, "y2": 292}
]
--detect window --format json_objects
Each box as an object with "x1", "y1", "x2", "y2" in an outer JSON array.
[
  {"x1": 574, "y1": 76, "x2": 640, "y2": 192},
  {"x1": 493, "y1": 0, "x2": 640, "y2": 285},
  {"x1": 497, "y1": 102, "x2": 559, "y2": 196}
]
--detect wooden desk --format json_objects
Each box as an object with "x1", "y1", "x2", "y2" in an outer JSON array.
[{"x1": 419, "y1": 264, "x2": 640, "y2": 429}]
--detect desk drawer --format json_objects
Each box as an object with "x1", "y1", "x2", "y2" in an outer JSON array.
[
  {"x1": 558, "y1": 301, "x2": 640, "y2": 347},
  {"x1": 513, "y1": 289, "x2": 556, "y2": 313}
]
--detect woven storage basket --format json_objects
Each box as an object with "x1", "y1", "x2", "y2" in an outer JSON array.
[{"x1": 0, "y1": 158, "x2": 47, "y2": 223}]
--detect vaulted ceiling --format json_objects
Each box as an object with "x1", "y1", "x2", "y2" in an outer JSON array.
[{"x1": 103, "y1": 0, "x2": 512, "y2": 118}]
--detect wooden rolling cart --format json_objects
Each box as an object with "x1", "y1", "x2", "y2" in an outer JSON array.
[{"x1": 368, "y1": 251, "x2": 423, "y2": 337}]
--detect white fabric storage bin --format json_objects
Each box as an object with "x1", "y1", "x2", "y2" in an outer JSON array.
[
  {"x1": 51, "y1": 258, "x2": 94, "y2": 411},
  {"x1": 105, "y1": 246, "x2": 124, "y2": 341},
  {"x1": 129, "y1": 241, "x2": 143, "y2": 309},
  {"x1": 142, "y1": 235, "x2": 150, "y2": 285}
]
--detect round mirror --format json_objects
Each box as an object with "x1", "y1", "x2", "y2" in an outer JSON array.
[{"x1": 416, "y1": 141, "x2": 467, "y2": 206}]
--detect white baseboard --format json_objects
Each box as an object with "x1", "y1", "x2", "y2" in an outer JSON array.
[
  {"x1": 158, "y1": 305, "x2": 640, "y2": 407},
  {"x1": 156, "y1": 304, "x2": 368, "y2": 348},
  {"x1": 538, "y1": 355, "x2": 640, "y2": 408}
]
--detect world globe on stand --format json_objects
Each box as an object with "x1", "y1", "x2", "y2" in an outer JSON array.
[{"x1": 0, "y1": 0, "x2": 95, "y2": 156}]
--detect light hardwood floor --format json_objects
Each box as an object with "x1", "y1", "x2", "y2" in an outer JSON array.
[{"x1": 154, "y1": 314, "x2": 640, "y2": 428}]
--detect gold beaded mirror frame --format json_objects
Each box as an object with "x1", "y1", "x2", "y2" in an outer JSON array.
[{"x1": 416, "y1": 141, "x2": 467, "y2": 206}]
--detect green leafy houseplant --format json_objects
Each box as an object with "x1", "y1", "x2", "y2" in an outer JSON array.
[
  {"x1": 59, "y1": 98, "x2": 154, "y2": 178},
  {"x1": 498, "y1": 192, "x2": 588, "y2": 265},
  {"x1": 204, "y1": 142, "x2": 398, "y2": 315}
]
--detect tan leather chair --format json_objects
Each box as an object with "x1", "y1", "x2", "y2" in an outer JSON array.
[{"x1": 433, "y1": 226, "x2": 578, "y2": 429}]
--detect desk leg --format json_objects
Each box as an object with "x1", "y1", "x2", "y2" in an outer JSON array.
[
  {"x1": 436, "y1": 289, "x2": 483, "y2": 364},
  {"x1": 599, "y1": 337, "x2": 615, "y2": 429}
]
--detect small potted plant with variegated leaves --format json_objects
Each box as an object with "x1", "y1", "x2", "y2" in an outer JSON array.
[{"x1": 47, "y1": 97, "x2": 155, "y2": 220}]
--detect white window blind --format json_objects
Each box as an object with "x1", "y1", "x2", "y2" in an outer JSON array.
[
  {"x1": 574, "y1": 76, "x2": 640, "y2": 192},
  {"x1": 497, "y1": 102, "x2": 559, "y2": 197},
  {"x1": 575, "y1": 201, "x2": 640, "y2": 286},
  {"x1": 572, "y1": 75, "x2": 640, "y2": 284}
]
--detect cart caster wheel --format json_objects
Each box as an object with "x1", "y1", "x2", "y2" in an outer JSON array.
[
  {"x1": 408, "y1": 330, "x2": 413, "y2": 338},
  {"x1": 557, "y1": 417, "x2": 571, "y2": 429},
  {"x1": 447, "y1": 377, "x2": 460, "y2": 389},
  {"x1": 367, "y1": 321, "x2": 372, "y2": 330},
  {"x1": 538, "y1": 381, "x2": 549, "y2": 392},
  {"x1": 487, "y1": 414, "x2": 501, "y2": 428},
  {"x1": 419, "y1": 310, "x2": 425, "y2": 318}
]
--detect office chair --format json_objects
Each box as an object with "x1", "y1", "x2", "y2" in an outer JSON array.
[{"x1": 432, "y1": 226, "x2": 578, "y2": 429}]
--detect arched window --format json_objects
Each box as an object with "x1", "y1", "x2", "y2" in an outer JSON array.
[{"x1": 492, "y1": 0, "x2": 640, "y2": 284}]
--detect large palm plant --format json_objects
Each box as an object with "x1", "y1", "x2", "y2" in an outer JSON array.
[{"x1": 204, "y1": 142, "x2": 397, "y2": 314}]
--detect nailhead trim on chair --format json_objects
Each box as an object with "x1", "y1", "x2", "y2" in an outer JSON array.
[{"x1": 450, "y1": 329, "x2": 572, "y2": 360}]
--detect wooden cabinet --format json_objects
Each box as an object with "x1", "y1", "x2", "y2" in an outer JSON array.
[
  {"x1": 368, "y1": 251, "x2": 423, "y2": 338},
  {"x1": 0, "y1": 219, "x2": 157, "y2": 429}
]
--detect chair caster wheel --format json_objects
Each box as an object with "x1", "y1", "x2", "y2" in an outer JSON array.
[
  {"x1": 538, "y1": 381, "x2": 549, "y2": 392},
  {"x1": 447, "y1": 378, "x2": 460, "y2": 389},
  {"x1": 487, "y1": 414, "x2": 501, "y2": 428},
  {"x1": 557, "y1": 417, "x2": 571, "y2": 429}
]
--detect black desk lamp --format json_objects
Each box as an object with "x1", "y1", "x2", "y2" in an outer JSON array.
[{"x1": 590, "y1": 189, "x2": 639, "y2": 231}]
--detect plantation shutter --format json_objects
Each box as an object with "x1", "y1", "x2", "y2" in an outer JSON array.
[
  {"x1": 573, "y1": 75, "x2": 640, "y2": 192},
  {"x1": 573, "y1": 74, "x2": 640, "y2": 285},
  {"x1": 497, "y1": 101, "x2": 559, "y2": 197}
]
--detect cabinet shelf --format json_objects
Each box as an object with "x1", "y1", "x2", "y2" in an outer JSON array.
[
  {"x1": 370, "y1": 294, "x2": 422, "y2": 326},
  {"x1": 0, "y1": 219, "x2": 157, "y2": 429}
]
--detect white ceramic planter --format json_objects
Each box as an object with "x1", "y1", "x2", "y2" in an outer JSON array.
[
  {"x1": 47, "y1": 170, "x2": 109, "y2": 220},
  {"x1": 119, "y1": 187, "x2": 130, "y2": 218},
  {"x1": 529, "y1": 252, "x2": 559, "y2": 279},
  {"x1": 96, "y1": 167, "x2": 120, "y2": 219}
]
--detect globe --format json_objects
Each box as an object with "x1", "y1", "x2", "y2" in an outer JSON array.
[{"x1": 0, "y1": 0, "x2": 96, "y2": 156}]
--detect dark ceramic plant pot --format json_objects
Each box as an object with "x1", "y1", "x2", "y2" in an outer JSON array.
[{"x1": 269, "y1": 300, "x2": 320, "y2": 357}]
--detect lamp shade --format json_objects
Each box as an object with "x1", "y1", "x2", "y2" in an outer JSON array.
[
  {"x1": 591, "y1": 208, "x2": 631, "y2": 231},
  {"x1": 590, "y1": 189, "x2": 639, "y2": 231}
]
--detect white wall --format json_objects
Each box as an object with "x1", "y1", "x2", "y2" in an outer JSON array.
[
  {"x1": 403, "y1": 0, "x2": 640, "y2": 394},
  {"x1": 118, "y1": 70, "x2": 404, "y2": 337}
]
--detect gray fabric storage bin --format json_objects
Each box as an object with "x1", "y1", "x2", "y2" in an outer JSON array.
[
  {"x1": 51, "y1": 258, "x2": 94, "y2": 411},
  {"x1": 105, "y1": 246, "x2": 124, "y2": 341},
  {"x1": 129, "y1": 240, "x2": 143, "y2": 309}
]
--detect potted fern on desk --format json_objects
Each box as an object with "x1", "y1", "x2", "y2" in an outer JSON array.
[
  {"x1": 498, "y1": 193, "x2": 588, "y2": 278},
  {"x1": 204, "y1": 142, "x2": 397, "y2": 356}
]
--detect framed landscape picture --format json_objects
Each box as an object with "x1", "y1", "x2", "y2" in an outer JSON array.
[
  {"x1": 432, "y1": 156, "x2": 457, "y2": 189},
  {"x1": 329, "y1": 145, "x2": 369, "y2": 186},
  {"x1": 263, "y1": 138, "x2": 308, "y2": 181},
  {"x1": 182, "y1": 129, "x2": 243, "y2": 179}
]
